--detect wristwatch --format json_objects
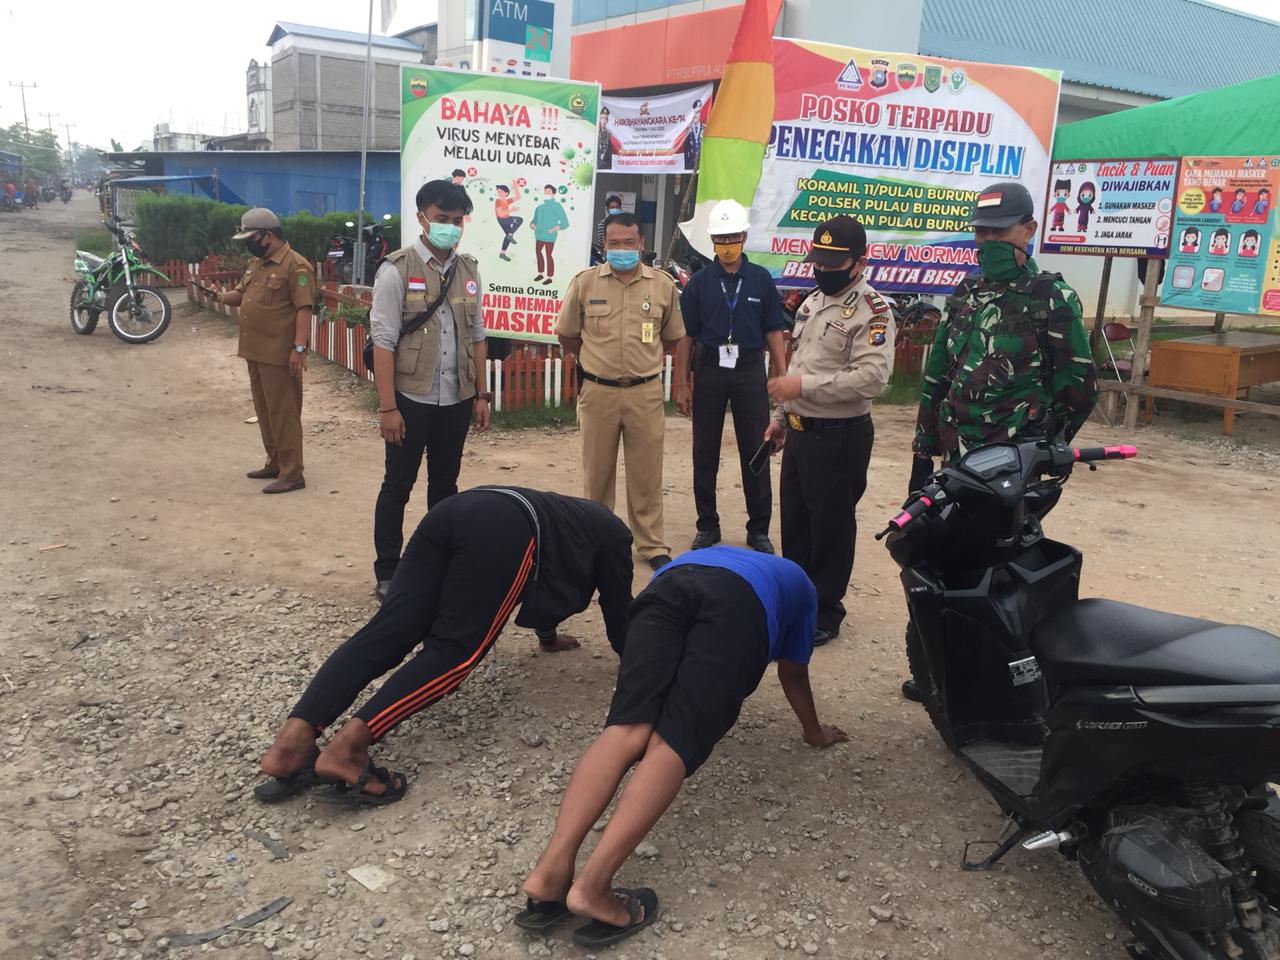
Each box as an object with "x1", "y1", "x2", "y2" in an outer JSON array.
[
  {"x1": 293, "y1": 344, "x2": 307, "y2": 353},
  {"x1": 476, "y1": 391, "x2": 494, "y2": 403}
]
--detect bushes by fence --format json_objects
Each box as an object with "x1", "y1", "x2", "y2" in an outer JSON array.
[{"x1": 131, "y1": 194, "x2": 400, "y2": 265}]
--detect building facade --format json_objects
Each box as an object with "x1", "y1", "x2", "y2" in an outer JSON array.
[{"x1": 265, "y1": 22, "x2": 433, "y2": 151}]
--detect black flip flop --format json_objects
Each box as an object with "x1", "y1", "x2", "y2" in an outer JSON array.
[
  {"x1": 572, "y1": 887, "x2": 659, "y2": 948},
  {"x1": 514, "y1": 898, "x2": 572, "y2": 932},
  {"x1": 253, "y1": 758, "x2": 323, "y2": 804},
  {"x1": 317, "y1": 760, "x2": 409, "y2": 807}
]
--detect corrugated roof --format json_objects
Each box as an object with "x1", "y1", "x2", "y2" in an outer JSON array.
[
  {"x1": 267, "y1": 21, "x2": 423, "y2": 52},
  {"x1": 920, "y1": 0, "x2": 1280, "y2": 99}
]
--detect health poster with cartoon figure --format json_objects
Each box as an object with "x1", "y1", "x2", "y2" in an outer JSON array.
[
  {"x1": 1163, "y1": 155, "x2": 1280, "y2": 317},
  {"x1": 747, "y1": 40, "x2": 1061, "y2": 293},
  {"x1": 401, "y1": 65, "x2": 600, "y2": 342},
  {"x1": 1039, "y1": 158, "x2": 1176, "y2": 257}
]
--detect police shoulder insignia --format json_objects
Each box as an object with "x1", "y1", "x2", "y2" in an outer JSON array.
[
  {"x1": 865, "y1": 290, "x2": 890, "y2": 314},
  {"x1": 296, "y1": 273, "x2": 308, "y2": 287},
  {"x1": 868, "y1": 320, "x2": 889, "y2": 346}
]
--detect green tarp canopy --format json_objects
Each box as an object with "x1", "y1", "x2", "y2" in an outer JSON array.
[{"x1": 1052, "y1": 72, "x2": 1280, "y2": 160}]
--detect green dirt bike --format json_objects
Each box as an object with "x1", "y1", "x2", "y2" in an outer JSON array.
[{"x1": 69, "y1": 217, "x2": 172, "y2": 344}]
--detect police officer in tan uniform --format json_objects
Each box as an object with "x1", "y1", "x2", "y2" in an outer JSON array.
[
  {"x1": 763, "y1": 215, "x2": 895, "y2": 645},
  {"x1": 369, "y1": 179, "x2": 489, "y2": 602},
  {"x1": 557, "y1": 212, "x2": 686, "y2": 570},
  {"x1": 218, "y1": 208, "x2": 316, "y2": 494}
]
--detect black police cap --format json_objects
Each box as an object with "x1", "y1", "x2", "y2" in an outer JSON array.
[{"x1": 805, "y1": 214, "x2": 868, "y2": 267}]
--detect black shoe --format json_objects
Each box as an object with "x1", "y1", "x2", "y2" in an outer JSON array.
[
  {"x1": 747, "y1": 533, "x2": 774, "y2": 554},
  {"x1": 648, "y1": 554, "x2": 673, "y2": 571},
  {"x1": 813, "y1": 627, "x2": 837, "y2": 647},
  {"x1": 691, "y1": 528, "x2": 720, "y2": 550},
  {"x1": 376, "y1": 580, "x2": 392, "y2": 604},
  {"x1": 534, "y1": 274, "x2": 543, "y2": 282},
  {"x1": 901, "y1": 678, "x2": 922, "y2": 702}
]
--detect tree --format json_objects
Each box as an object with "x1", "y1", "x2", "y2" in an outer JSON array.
[{"x1": 0, "y1": 123, "x2": 64, "y2": 182}]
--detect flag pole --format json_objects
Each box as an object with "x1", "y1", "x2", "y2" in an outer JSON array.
[{"x1": 355, "y1": 0, "x2": 374, "y2": 285}]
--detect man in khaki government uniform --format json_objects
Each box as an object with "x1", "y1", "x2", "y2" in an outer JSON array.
[
  {"x1": 218, "y1": 208, "x2": 316, "y2": 494},
  {"x1": 763, "y1": 215, "x2": 895, "y2": 646},
  {"x1": 557, "y1": 212, "x2": 686, "y2": 571}
]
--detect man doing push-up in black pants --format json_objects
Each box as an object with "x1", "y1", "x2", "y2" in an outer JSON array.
[{"x1": 257, "y1": 487, "x2": 633, "y2": 805}]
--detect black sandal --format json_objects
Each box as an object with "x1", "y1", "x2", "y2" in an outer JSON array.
[
  {"x1": 317, "y1": 760, "x2": 408, "y2": 807},
  {"x1": 572, "y1": 887, "x2": 659, "y2": 948},
  {"x1": 514, "y1": 897, "x2": 572, "y2": 932},
  {"x1": 253, "y1": 754, "x2": 324, "y2": 804}
]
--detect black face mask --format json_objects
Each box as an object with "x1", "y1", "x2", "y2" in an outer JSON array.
[
  {"x1": 245, "y1": 235, "x2": 268, "y2": 258},
  {"x1": 814, "y1": 266, "x2": 853, "y2": 296}
]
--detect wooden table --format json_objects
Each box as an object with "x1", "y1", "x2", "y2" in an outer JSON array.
[{"x1": 1146, "y1": 331, "x2": 1280, "y2": 434}]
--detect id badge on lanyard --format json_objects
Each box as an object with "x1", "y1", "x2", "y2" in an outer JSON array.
[{"x1": 719, "y1": 277, "x2": 741, "y2": 368}]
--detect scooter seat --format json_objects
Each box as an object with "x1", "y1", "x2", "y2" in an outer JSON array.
[{"x1": 1032, "y1": 598, "x2": 1280, "y2": 687}]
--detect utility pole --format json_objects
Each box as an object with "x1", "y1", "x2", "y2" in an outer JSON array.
[
  {"x1": 40, "y1": 111, "x2": 58, "y2": 133},
  {"x1": 63, "y1": 122, "x2": 75, "y2": 151},
  {"x1": 8, "y1": 80, "x2": 36, "y2": 130}
]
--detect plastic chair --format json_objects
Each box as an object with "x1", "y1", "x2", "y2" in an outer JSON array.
[{"x1": 1102, "y1": 322, "x2": 1136, "y2": 378}]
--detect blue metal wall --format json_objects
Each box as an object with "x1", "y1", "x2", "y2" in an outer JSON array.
[{"x1": 158, "y1": 152, "x2": 403, "y2": 217}]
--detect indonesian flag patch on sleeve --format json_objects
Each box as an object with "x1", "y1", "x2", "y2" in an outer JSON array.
[
  {"x1": 976, "y1": 191, "x2": 1003, "y2": 208},
  {"x1": 407, "y1": 276, "x2": 427, "y2": 291}
]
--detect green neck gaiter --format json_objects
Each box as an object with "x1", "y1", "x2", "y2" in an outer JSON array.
[{"x1": 976, "y1": 241, "x2": 1028, "y2": 282}]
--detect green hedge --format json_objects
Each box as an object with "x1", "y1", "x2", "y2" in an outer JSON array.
[{"x1": 131, "y1": 194, "x2": 400, "y2": 265}]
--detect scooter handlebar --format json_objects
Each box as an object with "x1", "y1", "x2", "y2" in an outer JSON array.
[
  {"x1": 876, "y1": 492, "x2": 936, "y2": 540},
  {"x1": 1073, "y1": 444, "x2": 1138, "y2": 462}
]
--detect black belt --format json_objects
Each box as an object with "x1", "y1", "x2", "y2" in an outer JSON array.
[
  {"x1": 786, "y1": 412, "x2": 870, "y2": 432},
  {"x1": 696, "y1": 345, "x2": 763, "y2": 366},
  {"x1": 579, "y1": 369, "x2": 660, "y2": 388}
]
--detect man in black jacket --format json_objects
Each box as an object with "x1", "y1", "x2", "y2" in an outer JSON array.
[{"x1": 256, "y1": 487, "x2": 633, "y2": 805}]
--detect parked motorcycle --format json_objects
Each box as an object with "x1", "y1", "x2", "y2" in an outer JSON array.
[
  {"x1": 69, "y1": 217, "x2": 172, "y2": 344},
  {"x1": 884, "y1": 290, "x2": 942, "y2": 331},
  {"x1": 327, "y1": 213, "x2": 392, "y2": 285},
  {"x1": 41, "y1": 186, "x2": 56, "y2": 203},
  {"x1": 0, "y1": 192, "x2": 18, "y2": 213},
  {"x1": 880, "y1": 439, "x2": 1280, "y2": 959}
]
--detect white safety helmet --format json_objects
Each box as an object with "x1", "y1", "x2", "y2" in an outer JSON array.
[{"x1": 708, "y1": 199, "x2": 750, "y2": 237}]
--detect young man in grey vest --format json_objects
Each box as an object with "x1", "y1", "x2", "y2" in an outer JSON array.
[{"x1": 370, "y1": 179, "x2": 492, "y2": 602}]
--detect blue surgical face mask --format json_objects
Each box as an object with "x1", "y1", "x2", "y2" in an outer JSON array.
[
  {"x1": 606, "y1": 206, "x2": 621, "y2": 214},
  {"x1": 426, "y1": 221, "x2": 462, "y2": 250},
  {"x1": 606, "y1": 249, "x2": 640, "y2": 271}
]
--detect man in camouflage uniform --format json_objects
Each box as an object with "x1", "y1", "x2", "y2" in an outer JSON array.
[{"x1": 903, "y1": 181, "x2": 1098, "y2": 700}]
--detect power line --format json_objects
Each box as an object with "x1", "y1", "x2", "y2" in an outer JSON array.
[{"x1": 7, "y1": 80, "x2": 36, "y2": 130}]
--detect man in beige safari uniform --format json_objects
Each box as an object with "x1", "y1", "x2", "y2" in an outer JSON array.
[
  {"x1": 557, "y1": 212, "x2": 686, "y2": 570},
  {"x1": 369, "y1": 179, "x2": 490, "y2": 602},
  {"x1": 218, "y1": 207, "x2": 316, "y2": 494}
]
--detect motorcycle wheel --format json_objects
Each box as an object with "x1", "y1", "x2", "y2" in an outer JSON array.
[
  {"x1": 901, "y1": 303, "x2": 943, "y2": 331},
  {"x1": 108, "y1": 288, "x2": 171, "y2": 344},
  {"x1": 905, "y1": 621, "x2": 957, "y2": 750},
  {"x1": 69, "y1": 281, "x2": 100, "y2": 335}
]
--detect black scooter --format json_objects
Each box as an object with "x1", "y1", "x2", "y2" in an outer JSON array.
[{"x1": 881, "y1": 440, "x2": 1280, "y2": 960}]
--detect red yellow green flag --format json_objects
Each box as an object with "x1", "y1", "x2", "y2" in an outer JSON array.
[{"x1": 680, "y1": 0, "x2": 777, "y2": 257}]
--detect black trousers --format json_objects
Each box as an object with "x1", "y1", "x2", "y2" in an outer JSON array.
[
  {"x1": 294, "y1": 493, "x2": 534, "y2": 741},
  {"x1": 373, "y1": 393, "x2": 473, "y2": 581},
  {"x1": 691, "y1": 352, "x2": 771, "y2": 536},
  {"x1": 780, "y1": 416, "x2": 874, "y2": 633}
]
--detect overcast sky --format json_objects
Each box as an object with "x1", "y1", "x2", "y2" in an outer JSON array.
[{"x1": 2, "y1": 0, "x2": 1275, "y2": 151}]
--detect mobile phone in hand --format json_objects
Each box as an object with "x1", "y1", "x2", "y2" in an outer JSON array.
[{"x1": 748, "y1": 440, "x2": 771, "y2": 476}]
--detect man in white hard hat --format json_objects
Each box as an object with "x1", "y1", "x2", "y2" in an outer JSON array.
[{"x1": 674, "y1": 200, "x2": 788, "y2": 553}]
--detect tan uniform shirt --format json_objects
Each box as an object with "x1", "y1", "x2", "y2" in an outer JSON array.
[
  {"x1": 557, "y1": 263, "x2": 685, "y2": 380},
  {"x1": 235, "y1": 241, "x2": 315, "y2": 366},
  {"x1": 774, "y1": 275, "x2": 896, "y2": 422}
]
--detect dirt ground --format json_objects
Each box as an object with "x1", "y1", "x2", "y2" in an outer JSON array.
[{"x1": 3, "y1": 196, "x2": 1279, "y2": 960}]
